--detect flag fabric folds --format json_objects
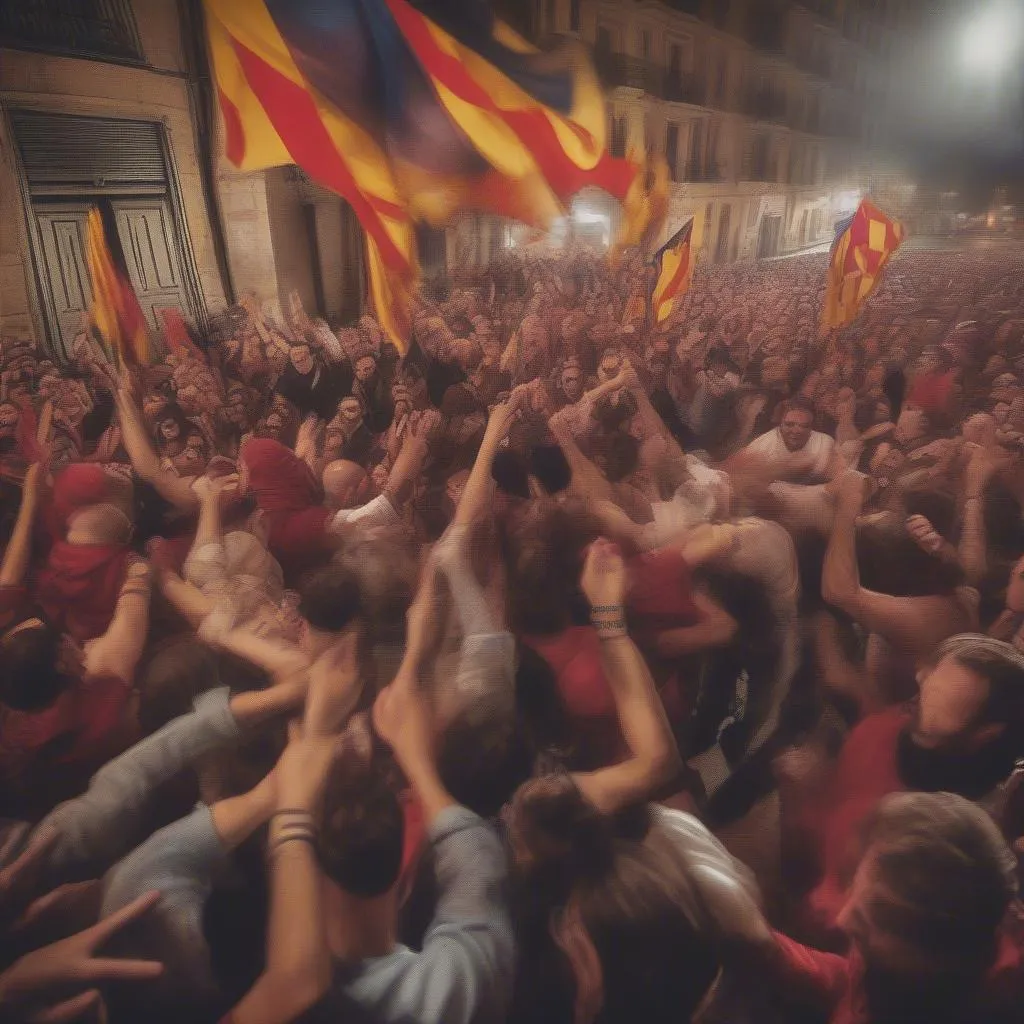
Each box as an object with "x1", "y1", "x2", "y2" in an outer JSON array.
[
  {"x1": 85, "y1": 206, "x2": 151, "y2": 368},
  {"x1": 822, "y1": 199, "x2": 905, "y2": 331},
  {"x1": 203, "y1": 0, "x2": 640, "y2": 351},
  {"x1": 651, "y1": 219, "x2": 695, "y2": 325}
]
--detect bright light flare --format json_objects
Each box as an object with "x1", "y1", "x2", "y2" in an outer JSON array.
[{"x1": 961, "y1": 5, "x2": 1022, "y2": 75}]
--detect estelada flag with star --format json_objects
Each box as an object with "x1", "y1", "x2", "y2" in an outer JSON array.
[
  {"x1": 822, "y1": 199, "x2": 905, "y2": 331},
  {"x1": 651, "y1": 219, "x2": 694, "y2": 324}
]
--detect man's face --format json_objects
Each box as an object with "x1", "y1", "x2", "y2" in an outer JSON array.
[
  {"x1": 0, "y1": 404, "x2": 18, "y2": 438},
  {"x1": 354, "y1": 356, "x2": 376, "y2": 383},
  {"x1": 598, "y1": 354, "x2": 621, "y2": 384},
  {"x1": 339, "y1": 398, "x2": 363, "y2": 426},
  {"x1": 895, "y1": 406, "x2": 928, "y2": 444},
  {"x1": 290, "y1": 345, "x2": 314, "y2": 375},
  {"x1": 560, "y1": 366, "x2": 583, "y2": 403},
  {"x1": 912, "y1": 655, "x2": 990, "y2": 750},
  {"x1": 779, "y1": 410, "x2": 814, "y2": 452}
]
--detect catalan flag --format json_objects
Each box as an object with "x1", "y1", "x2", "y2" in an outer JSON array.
[
  {"x1": 85, "y1": 205, "x2": 151, "y2": 367},
  {"x1": 651, "y1": 219, "x2": 695, "y2": 325},
  {"x1": 610, "y1": 151, "x2": 671, "y2": 268},
  {"x1": 822, "y1": 199, "x2": 905, "y2": 331},
  {"x1": 203, "y1": 0, "x2": 640, "y2": 351}
]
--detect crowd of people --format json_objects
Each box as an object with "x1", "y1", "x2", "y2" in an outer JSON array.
[{"x1": 0, "y1": 238, "x2": 1023, "y2": 1024}]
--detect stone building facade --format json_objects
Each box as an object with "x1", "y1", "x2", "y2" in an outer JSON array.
[{"x1": 0, "y1": 0, "x2": 364, "y2": 362}]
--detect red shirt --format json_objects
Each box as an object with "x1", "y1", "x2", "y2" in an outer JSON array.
[
  {"x1": 523, "y1": 626, "x2": 624, "y2": 768},
  {"x1": 804, "y1": 707, "x2": 908, "y2": 939},
  {"x1": 0, "y1": 671, "x2": 135, "y2": 817},
  {"x1": 770, "y1": 912, "x2": 1024, "y2": 1023}
]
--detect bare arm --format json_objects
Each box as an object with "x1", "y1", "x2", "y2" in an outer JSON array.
[
  {"x1": 959, "y1": 447, "x2": 1001, "y2": 586},
  {"x1": 571, "y1": 540, "x2": 682, "y2": 814},
  {"x1": 0, "y1": 465, "x2": 41, "y2": 589},
  {"x1": 114, "y1": 386, "x2": 197, "y2": 511},
  {"x1": 654, "y1": 589, "x2": 738, "y2": 659},
  {"x1": 453, "y1": 399, "x2": 516, "y2": 527},
  {"x1": 84, "y1": 559, "x2": 152, "y2": 684},
  {"x1": 549, "y1": 413, "x2": 614, "y2": 502},
  {"x1": 823, "y1": 472, "x2": 957, "y2": 655}
]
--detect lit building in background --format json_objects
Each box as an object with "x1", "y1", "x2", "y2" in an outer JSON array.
[{"x1": 453, "y1": 0, "x2": 916, "y2": 267}]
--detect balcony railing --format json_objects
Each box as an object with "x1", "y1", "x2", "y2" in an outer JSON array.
[
  {"x1": 0, "y1": 0, "x2": 142, "y2": 62},
  {"x1": 595, "y1": 52, "x2": 707, "y2": 107}
]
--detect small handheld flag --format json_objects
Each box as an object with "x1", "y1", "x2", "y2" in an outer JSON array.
[
  {"x1": 85, "y1": 205, "x2": 151, "y2": 367},
  {"x1": 651, "y1": 219, "x2": 695, "y2": 325},
  {"x1": 822, "y1": 199, "x2": 905, "y2": 331}
]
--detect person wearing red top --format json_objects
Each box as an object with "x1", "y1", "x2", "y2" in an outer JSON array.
[
  {"x1": 755, "y1": 792, "x2": 1024, "y2": 1024},
  {"x1": 237, "y1": 438, "x2": 336, "y2": 584},
  {"x1": 783, "y1": 634, "x2": 1024, "y2": 944},
  {"x1": 35, "y1": 462, "x2": 137, "y2": 643},
  {"x1": 0, "y1": 464, "x2": 152, "y2": 818}
]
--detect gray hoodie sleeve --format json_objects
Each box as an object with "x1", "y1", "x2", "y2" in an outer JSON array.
[
  {"x1": 348, "y1": 806, "x2": 514, "y2": 1024},
  {"x1": 40, "y1": 688, "x2": 239, "y2": 880}
]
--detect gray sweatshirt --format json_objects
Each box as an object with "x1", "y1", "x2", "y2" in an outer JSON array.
[{"x1": 37, "y1": 688, "x2": 240, "y2": 884}]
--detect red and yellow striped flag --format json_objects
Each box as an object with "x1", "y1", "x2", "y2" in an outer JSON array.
[
  {"x1": 85, "y1": 206, "x2": 151, "y2": 367},
  {"x1": 822, "y1": 199, "x2": 905, "y2": 331},
  {"x1": 651, "y1": 219, "x2": 694, "y2": 324},
  {"x1": 203, "y1": 0, "x2": 641, "y2": 352}
]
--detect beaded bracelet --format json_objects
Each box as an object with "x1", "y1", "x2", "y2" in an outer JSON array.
[
  {"x1": 590, "y1": 604, "x2": 625, "y2": 614},
  {"x1": 269, "y1": 832, "x2": 317, "y2": 858}
]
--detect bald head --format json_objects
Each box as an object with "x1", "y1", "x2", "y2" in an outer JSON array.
[{"x1": 323, "y1": 459, "x2": 370, "y2": 510}]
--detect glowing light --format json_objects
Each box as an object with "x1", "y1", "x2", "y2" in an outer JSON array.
[{"x1": 961, "y1": 5, "x2": 1023, "y2": 75}]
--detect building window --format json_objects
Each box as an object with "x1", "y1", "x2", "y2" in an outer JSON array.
[
  {"x1": 0, "y1": 0, "x2": 143, "y2": 62},
  {"x1": 570, "y1": 0, "x2": 580, "y2": 32},
  {"x1": 665, "y1": 124, "x2": 679, "y2": 180},
  {"x1": 545, "y1": 0, "x2": 556, "y2": 33},
  {"x1": 638, "y1": 28, "x2": 651, "y2": 60},
  {"x1": 596, "y1": 24, "x2": 612, "y2": 56}
]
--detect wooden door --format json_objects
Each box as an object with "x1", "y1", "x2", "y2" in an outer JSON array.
[
  {"x1": 111, "y1": 199, "x2": 190, "y2": 344},
  {"x1": 34, "y1": 204, "x2": 92, "y2": 358}
]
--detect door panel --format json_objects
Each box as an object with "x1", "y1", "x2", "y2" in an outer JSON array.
[
  {"x1": 112, "y1": 200, "x2": 188, "y2": 342},
  {"x1": 35, "y1": 205, "x2": 92, "y2": 359}
]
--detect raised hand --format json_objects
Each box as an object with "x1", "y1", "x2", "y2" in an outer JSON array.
[
  {"x1": 580, "y1": 537, "x2": 627, "y2": 612},
  {"x1": 0, "y1": 891, "x2": 163, "y2": 1016},
  {"x1": 906, "y1": 514, "x2": 944, "y2": 555}
]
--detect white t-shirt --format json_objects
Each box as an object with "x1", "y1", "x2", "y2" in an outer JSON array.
[
  {"x1": 744, "y1": 427, "x2": 834, "y2": 480},
  {"x1": 330, "y1": 493, "x2": 400, "y2": 532}
]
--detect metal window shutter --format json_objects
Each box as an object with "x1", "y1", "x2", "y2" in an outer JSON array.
[{"x1": 9, "y1": 111, "x2": 167, "y2": 190}]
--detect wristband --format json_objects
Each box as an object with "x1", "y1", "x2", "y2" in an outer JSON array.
[
  {"x1": 269, "y1": 832, "x2": 317, "y2": 857},
  {"x1": 590, "y1": 604, "x2": 625, "y2": 614},
  {"x1": 270, "y1": 809, "x2": 316, "y2": 820}
]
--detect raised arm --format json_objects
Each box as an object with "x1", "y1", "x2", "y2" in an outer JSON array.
[
  {"x1": 571, "y1": 539, "x2": 683, "y2": 814},
  {"x1": 548, "y1": 407, "x2": 615, "y2": 502},
  {"x1": 114, "y1": 383, "x2": 197, "y2": 511},
  {"x1": 822, "y1": 471, "x2": 954, "y2": 654},
  {"x1": 0, "y1": 463, "x2": 42, "y2": 592},
  {"x1": 453, "y1": 398, "x2": 516, "y2": 527},
  {"x1": 84, "y1": 558, "x2": 153, "y2": 684},
  {"x1": 958, "y1": 445, "x2": 1001, "y2": 586}
]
